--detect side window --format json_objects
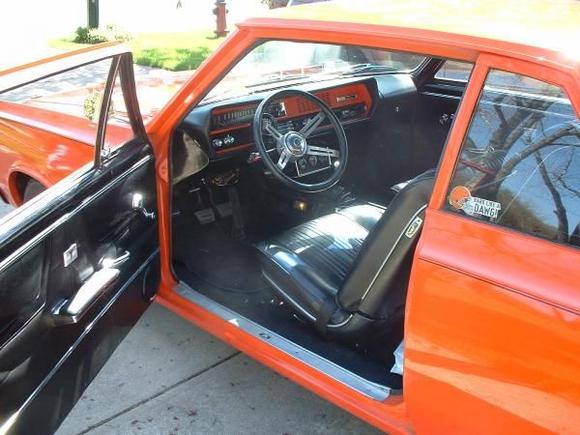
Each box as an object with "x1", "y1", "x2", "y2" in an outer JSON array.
[
  {"x1": 0, "y1": 58, "x2": 136, "y2": 213},
  {"x1": 104, "y1": 72, "x2": 135, "y2": 151},
  {"x1": 435, "y1": 60, "x2": 474, "y2": 82},
  {"x1": 447, "y1": 69, "x2": 580, "y2": 248},
  {"x1": 0, "y1": 59, "x2": 113, "y2": 143}
]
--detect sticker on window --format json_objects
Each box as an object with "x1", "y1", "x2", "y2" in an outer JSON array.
[{"x1": 449, "y1": 186, "x2": 502, "y2": 219}]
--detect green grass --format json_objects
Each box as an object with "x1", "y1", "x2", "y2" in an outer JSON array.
[{"x1": 50, "y1": 30, "x2": 225, "y2": 71}]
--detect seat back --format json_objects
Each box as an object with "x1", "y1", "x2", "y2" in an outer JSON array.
[{"x1": 337, "y1": 170, "x2": 435, "y2": 320}]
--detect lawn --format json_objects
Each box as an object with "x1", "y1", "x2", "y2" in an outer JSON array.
[{"x1": 50, "y1": 30, "x2": 226, "y2": 71}]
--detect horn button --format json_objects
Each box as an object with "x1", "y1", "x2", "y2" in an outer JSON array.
[{"x1": 282, "y1": 131, "x2": 308, "y2": 157}]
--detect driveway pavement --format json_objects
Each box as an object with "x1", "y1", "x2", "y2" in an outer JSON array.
[{"x1": 56, "y1": 303, "x2": 380, "y2": 435}]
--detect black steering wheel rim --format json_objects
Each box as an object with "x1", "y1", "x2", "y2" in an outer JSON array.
[{"x1": 253, "y1": 89, "x2": 349, "y2": 193}]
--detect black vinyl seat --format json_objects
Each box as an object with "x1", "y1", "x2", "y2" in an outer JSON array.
[{"x1": 255, "y1": 170, "x2": 436, "y2": 338}]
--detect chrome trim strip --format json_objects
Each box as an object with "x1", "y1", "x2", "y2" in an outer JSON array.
[
  {"x1": 0, "y1": 214, "x2": 70, "y2": 273},
  {"x1": 0, "y1": 161, "x2": 93, "y2": 231},
  {"x1": 175, "y1": 282, "x2": 392, "y2": 401},
  {"x1": 0, "y1": 45, "x2": 130, "y2": 94},
  {"x1": 359, "y1": 205, "x2": 427, "y2": 302},
  {"x1": 327, "y1": 313, "x2": 354, "y2": 329},
  {"x1": 0, "y1": 249, "x2": 159, "y2": 435},
  {"x1": 0, "y1": 154, "x2": 152, "y2": 274},
  {"x1": 367, "y1": 201, "x2": 387, "y2": 210}
]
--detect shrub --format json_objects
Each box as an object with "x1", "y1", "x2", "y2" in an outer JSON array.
[
  {"x1": 73, "y1": 25, "x2": 132, "y2": 44},
  {"x1": 83, "y1": 91, "x2": 100, "y2": 121},
  {"x1": 73, "y1": 26, "x2": 90, "y2": 43}
]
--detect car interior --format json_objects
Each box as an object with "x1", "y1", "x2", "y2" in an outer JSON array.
[{"x1": 168, "y1": 41, "x2": 472, "y2": 398}]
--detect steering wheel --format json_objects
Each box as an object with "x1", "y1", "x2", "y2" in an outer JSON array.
[{"x1": 253, "y1": 89, "x2": 348, "y2": 192}]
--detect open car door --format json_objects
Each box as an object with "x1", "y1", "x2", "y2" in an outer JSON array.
[{"x1": 0, "y1": 45, "x2": 159, "y2": 434}]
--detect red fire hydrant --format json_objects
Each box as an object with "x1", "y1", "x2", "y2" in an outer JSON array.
[{"x1": 213, "y1": 0, "x2": 228, "y2": 37}]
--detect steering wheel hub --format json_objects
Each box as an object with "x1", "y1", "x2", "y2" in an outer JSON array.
[{"x1": 283, "y1": 131, "x2": 308, "y2": 157}]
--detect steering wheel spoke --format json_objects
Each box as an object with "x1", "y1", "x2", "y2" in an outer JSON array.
[
  {"x1": 307, "y1": 145, "x2": 339, "y2": 158},
  {"x1": 264, "y1": 121, "x2": 283, "y2": 140},
  {"x1": 300, "y1": 112, "x2": 326, "y2": 138},
  {"x1": 277, "y1": 149, "x2": 291, "y2": 170}
]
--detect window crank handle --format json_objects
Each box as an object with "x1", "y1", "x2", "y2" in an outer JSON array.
[{"x1": 131, "y1": 193, "x2": 156, "y2": 220}]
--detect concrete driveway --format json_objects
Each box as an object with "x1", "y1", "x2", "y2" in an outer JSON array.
[{"x1": 56, "y1": 303, "x2": 380, "y2": 435}]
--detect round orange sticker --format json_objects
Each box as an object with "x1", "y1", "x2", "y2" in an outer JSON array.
[{"x1": 449, "y1": 186, "x2": 471, "y2": 209}]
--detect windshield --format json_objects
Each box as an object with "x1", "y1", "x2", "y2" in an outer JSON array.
[{"x1": 203, "y1": 41, "x2": 426, "y2": 103}]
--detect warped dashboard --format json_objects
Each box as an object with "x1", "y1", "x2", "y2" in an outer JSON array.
[{"x1": 180, "y1": 77, "x2": 378, "y2": 161}]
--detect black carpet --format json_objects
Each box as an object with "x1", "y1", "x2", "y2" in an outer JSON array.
[{"x1": 173, "y1": 220, "x2": 402, "y2": 390}]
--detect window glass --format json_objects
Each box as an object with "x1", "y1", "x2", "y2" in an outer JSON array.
[
  {"x1": 104, "y1": 72, "x2": 136, "y2": 150},
  {"x1": 0, "y1": 59, "x2": 113, "y2": 144},
  {"x1": 447, "y1": 69, "x2": 580, "y2": 248},
  {"x1": 435, "y1": 60, "x2": 474, "y2": 82},
  {"x1": 204, "y1": 41, "x2": 426, "y2": 103},
  {"x1": 0, "y1": 58, "x2": 114, "y2": 215}
]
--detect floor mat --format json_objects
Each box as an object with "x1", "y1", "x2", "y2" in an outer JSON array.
[
  {"x1": 173, "y1": 222, "x2": 267, "y2": 293},
  {"x1": 173, "y1": 221, "x2": 402, "y2": 390}
]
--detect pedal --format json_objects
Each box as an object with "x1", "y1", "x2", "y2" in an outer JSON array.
[
  {"x1": 215, "y1": 202, "x2": 233, "y2": 219},
  {"x1": 194, "y1": 208, "x2": 216, "y2": 225}
]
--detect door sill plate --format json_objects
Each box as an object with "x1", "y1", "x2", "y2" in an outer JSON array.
[{"x1": 175, "y1": 282, "x2": 392, "y2": 401}]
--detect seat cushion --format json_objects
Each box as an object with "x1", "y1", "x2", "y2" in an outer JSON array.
[{"x1": 255, "y1": 204, "x2": 384, "y2": 322}]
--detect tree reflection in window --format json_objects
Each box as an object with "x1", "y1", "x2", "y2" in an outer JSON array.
[{"x1": 448, "y1": 70, "x2": 580, "y2": 247}]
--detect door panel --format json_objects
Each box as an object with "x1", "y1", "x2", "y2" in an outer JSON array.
[
  {"x1": 405, "y1": 55, "x2": 580, "y2": 434},
  {"x1": 0, "y1": 49, "x2": 159, "y2": 434},
  {"x1": 405, "y1": 211, "x2": 580, "y2": 435},
  {"x1": 412, "y1": 61, "x2": 471, "y2": 175},
  {"x1": 412, "y1": 86, "x2": 463, "y2": 173},
  {"x1": 0, "y1": 145, "x2": 159, "y2": 434}
]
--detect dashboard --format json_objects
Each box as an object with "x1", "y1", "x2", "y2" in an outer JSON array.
[
  {"x1": 208, "y1": 83, "x2": 372, "y2": 155},
  {"x1": 180, "y1": 77, "x2": 379, "y2": 162},
  {"x1": 176, "y1": 73, "x2": 420, "y2": 187}
]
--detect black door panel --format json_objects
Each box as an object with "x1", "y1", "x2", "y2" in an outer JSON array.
[
  {"x1": 12, "y1": 251, "x2": 160, "y2": 434},
  {"x1": 0, "y1": 142, "x2": 159, "y2": 434},
  {"x1": 412, "y1": 77, "x2": 466, "y2": 174}
]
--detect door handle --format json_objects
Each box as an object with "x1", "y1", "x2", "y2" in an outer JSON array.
[{"x1": 53, "y1": 267, "x2": 120, "y2": 324}]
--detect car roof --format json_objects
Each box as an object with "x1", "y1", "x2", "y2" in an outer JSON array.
[{"x1": 242, "y1": 0, "x2": 580, "y2": 69}]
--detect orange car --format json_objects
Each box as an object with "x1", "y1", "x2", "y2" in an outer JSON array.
[{"x1": 0, "y1": 1, "x2": 579, "y2": 434}]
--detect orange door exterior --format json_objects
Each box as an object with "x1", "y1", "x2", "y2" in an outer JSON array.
[{"x1": 404, "y1": 54, "x2": 580, "y2": 434}]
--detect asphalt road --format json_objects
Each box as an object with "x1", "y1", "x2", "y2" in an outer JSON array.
[{"x1": 56, "y1": 303, "x2": 380, "y2": 435}]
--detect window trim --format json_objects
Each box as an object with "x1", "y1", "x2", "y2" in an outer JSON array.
[
  {"x1": 431, "y1": 53, "x2": 580, "y2": 212},
  {"x1": 429, "y1": 52, "x2": 580, "y2": 248},
  {"x1": 433, "y1": 59, "x2": 474, "y2": 84},
  {"x1": 94, "y1": 57, "x2": 120, "y2": 168}
]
